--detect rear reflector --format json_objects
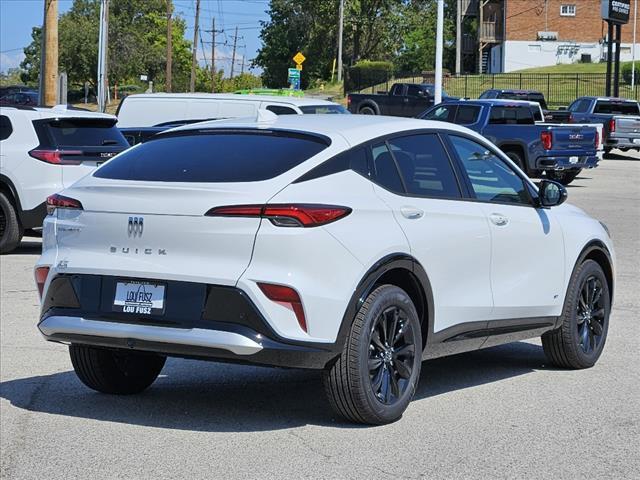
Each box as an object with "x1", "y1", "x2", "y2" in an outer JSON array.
[
  {"x1": 206, "y1": 204, "x2": 352, "y2": 227},
  {"x1": 46, "y1": 193, "x2": 84, "y2": 214},
  {"x1": 29, "y1": 149, "x2": 83, "y2": 165},
  {"x1": 35, "y1": 266, "x2": 50, "y2": 298},
  {"x1": 541, "y1": 131, "x2": 553, "y2": 150},
  {"x1": 257, "y1": 282, "x2": 307, "y2": 332}
]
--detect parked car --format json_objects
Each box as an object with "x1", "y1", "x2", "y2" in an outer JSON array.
[
  {"x1": 420, "y1": 99, "x2": 600, "y2": 185},
  {"x1": 116, "y1": 93, "x2": 348, "y2": 129},
  {"x1": 0, "y1": 91, "x2": 39, "y2": 107},
  {"x1": 479, "y1": 89, "x2": 572, "y2": 123},
  {"x1": 36, "y1": 113, "x2": 614, "y2": 425},
  {"x1": 347, "y1": 83, "x2": 458, "y2": 117},
  {"x1": 0, "y1": 105, "x2": 129, "y2": 253},
  {"x1": 567, "y1": 96, "x2": 640, "y2": 153}
]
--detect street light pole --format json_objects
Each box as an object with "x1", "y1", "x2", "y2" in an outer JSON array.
[
  {"x1": 434, "y1": 0, "x2": 444, "y2": 104},
  {"x1": 633, "y1": 0, "x2": 637, "y2": 88},
  {"x1": 97, "y1": 0, "x2": 109, "y2": 112}
]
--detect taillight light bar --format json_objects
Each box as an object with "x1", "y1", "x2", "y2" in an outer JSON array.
[
  {"x1": 206, "y1": 204, "x2": 352, "y2": 227},
  {"x1": 258, "y1": 282, "x2": 307, "y2": 332},
  {"x1": 35, "y1": 266, "x2": 50, "y2": 299},
  {"x1": 29, "y1": 149, "x2": 83, "y2": 165},
  {"x1": 595, "y1": 130, "x2": 600, "y2": 149},
  {"x1": 609, "y1": 118, "x2": 616, "y2": 134},
  {"x1": 46, "y1": 193, "x2": 84, "y2": 214},
  {"x1": 541, "y1": 131, "x2": 553, "y2": 150}
]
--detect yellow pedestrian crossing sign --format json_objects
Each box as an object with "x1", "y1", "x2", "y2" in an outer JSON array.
[{"x1": 293, "y1": 52, "x2": 306, "y2": 65}]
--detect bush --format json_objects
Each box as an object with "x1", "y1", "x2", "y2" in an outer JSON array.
[
  {"x1": 346, "y1": 60, "x2": 394, "y2": 92},
  {"x1": 622, "y1": 63, "x2": 640, "y2": 85}
]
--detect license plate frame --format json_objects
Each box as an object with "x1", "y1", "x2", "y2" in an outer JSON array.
[
  {"x1": 633, "y1": 138, "x2": 640, "y2": 145},
  {"x1": 113, "y1": 280, "x2": 166, "y2": 316},
  {"x1": 569, "y1": 156, "x2": 579, "y2": 164}
]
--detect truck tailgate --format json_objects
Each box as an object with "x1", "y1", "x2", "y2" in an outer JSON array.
[
  {"x1": 614, "y1": 116, "x2": 640, "y2": 135},
  {"x1": 550, "y1": 126, "x2": 597, "y2": 153}
]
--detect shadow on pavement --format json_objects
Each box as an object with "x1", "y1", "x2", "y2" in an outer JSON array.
[
  {"x1": 10, "y1": 241, "x2": 42, "y2": 255},
  {"x1": 604, "y1": 152, "x2": 640, "y2": 161},
  {"x1": 0, "y1": 342, "x2": 549, "y2": 431}
]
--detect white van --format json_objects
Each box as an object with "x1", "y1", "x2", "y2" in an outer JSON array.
[{"x1": 116, "y1": 93, "x2": 348, "y2": 128}]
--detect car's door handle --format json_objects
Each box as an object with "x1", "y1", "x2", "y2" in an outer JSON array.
[
  {"x1": 489, "y1": 213, "x2": 509, "y2": 226},
  {"x1": 400, "y1": 207, "x2": 424, "y2": 219}
]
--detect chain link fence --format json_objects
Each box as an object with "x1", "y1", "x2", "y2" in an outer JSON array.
[{"x1": 345, "y1": 70, "x2": 640, "y2": 107}]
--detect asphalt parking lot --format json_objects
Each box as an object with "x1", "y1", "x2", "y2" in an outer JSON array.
[{"x1": 1, "y1": 151, "x2": 639, "y2": 480}]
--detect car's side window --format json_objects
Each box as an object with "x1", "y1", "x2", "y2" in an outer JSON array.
[
  {"x1": 266, "y1": 105, "x2": 297, "y2": 115},
  {"x1": 422, "y1": 105, "x2": 456, "y2": 122},
  {"x1": 387, "y1": 134, "x2": 461, "y2": 199},
  {"x1": 448, "y1": 135, "x2": 531, "y2": 206},
  {"x1": 455, "y1": 105, "x2": 481, "y2": 124},
  {"x1": 0, "y1": 115, "x2": 13, "y2": 141},
  {"x1": 370, "y1": 142, "x2": 405, "y2": 194}
]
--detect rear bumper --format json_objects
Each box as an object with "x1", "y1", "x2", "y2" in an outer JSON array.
[
  {"x1": 536, "y1": 155, "x2": 599, "y2": 171},
  {"x1": 19, "y1": 202, "x2": 47, "y2": 229},
  {"x1": 605, "y1": 135, "x2": 640, "y2": 150},
  {"x1": 38, "y1": 274, "x2": 340, "y2": 369}
]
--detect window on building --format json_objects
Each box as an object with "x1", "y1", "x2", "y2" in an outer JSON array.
[{"x1": 560, "y1": 4, "x2": 576, "y2": 16}]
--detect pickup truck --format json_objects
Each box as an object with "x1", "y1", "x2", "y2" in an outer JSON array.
[
  {"x1": 347, "y1": 83, "x2": 457, "y2": 117},
  {"x1": 567, "y1": 96, "x2": 640, "y2": 153},
  {"x1": 420, "y1": 99, "x2": 600, "y2": 185},
  {"x1": 479, "y1": 89, "x2": 572, "y2": 123}
]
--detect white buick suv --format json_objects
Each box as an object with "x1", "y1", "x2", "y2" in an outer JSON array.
[{"x1": 35, "y1": 113, "x2": 615, "y2": 424}]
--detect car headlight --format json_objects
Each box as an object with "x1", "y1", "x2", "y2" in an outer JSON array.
[{"x1": 599, "y1": 221, "x2": 611, "y2": 238}]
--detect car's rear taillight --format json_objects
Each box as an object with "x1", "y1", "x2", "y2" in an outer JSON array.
[
  {"x1": 206, "y1": 204, "x2": 352, "y2": 227},
  {"x1": 46, "y1": 193, "x2": 84, "y2": 214},
  {"x1": 35, "y1": 266, "x2": 50, "y2": 298},
  {"x1": 609, "y1": 118, "x2": 616, "y2": 133},
  {"x1": 258, "y1": 282, "x2": 307, "y2": 332},
  {"x1": 29, "y1": 148, "x2": 83, "y2": 165},
  {"x1": 541, "y1": 131, "x2": 553, "y2": 150},
  {"x1": 595, "y1": 130, "x2": 600, "y2": 149}
]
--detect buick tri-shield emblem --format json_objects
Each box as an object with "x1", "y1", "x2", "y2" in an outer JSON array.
[{"x1": 128, "y1": 217, "x2": 144, "y2": 237}]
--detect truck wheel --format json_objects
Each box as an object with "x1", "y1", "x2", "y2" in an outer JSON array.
[
  {"x1": 548, "y1": 170, "x2": 580, "y2": 185},
  {"x1": 604, "y1": 147, "x2": 612, "y2": 155},
  {"x1": 69, "y1": 345, "x2": 166, "y2": 394},
  {"x1": 0, "y1": 192, "x2": 23, "y2": 254},
  {"x1": 359, "y1": 105, "x2": 376, "y2": 115},
  {"x1": 542, "y1": 259, "x2": 610, "y2": 369},
  {"x1": 323, "y1": 285, "x2": 422, "y2": 425},
  {"x1": 505, "y1": 151, "x2": 527, "y2": 174}
]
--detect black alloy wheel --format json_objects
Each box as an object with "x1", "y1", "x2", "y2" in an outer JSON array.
[
  {"x1": 368, "y1": 306, "x2": 417, "y2": 405},
  {"x1": 576, "y1": 275, "x2": 606, "y2": 354}
]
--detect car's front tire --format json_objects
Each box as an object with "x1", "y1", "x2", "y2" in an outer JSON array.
[
  {"x1": 69, "y1": 345, "x2": 166, "y2": 394},
  {"x1": 323, "y1": 285, "x2": 422, "y2": 425},
  {"x1": 0, "y1": 192, "x2": 23, "y2": 254},
  {"x1": 542, "y1": 259, "x2": 610, "y2": 369}
]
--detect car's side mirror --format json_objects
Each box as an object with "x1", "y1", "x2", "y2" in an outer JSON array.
[{"x1": 537, "y1": 179, "x2": 567, "y2": 208}]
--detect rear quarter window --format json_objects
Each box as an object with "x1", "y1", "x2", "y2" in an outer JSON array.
[
  {"x1": 94, "y1": 131, "x2": 329, "y2": 182},
  {"x1": 0, "y1": 115, "x2": 12, "y2": 140}
]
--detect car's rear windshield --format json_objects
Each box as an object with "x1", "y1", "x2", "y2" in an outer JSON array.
[
  {"x1": 594, "y1": 101, "x2": 640, "y2": 115},
  {"x1": 93, "y1": 130, "x2": 330, "y2": 182},
  {"x1": 299, "y1": 105, "x2": 349, "y2": 114},
  {"x1": 36, "y1": 118, "x2": 128, "y2": 148}
]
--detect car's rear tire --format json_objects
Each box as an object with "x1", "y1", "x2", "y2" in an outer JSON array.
[
  {"x1": 547, "y1": 169, "x2": 580, "y2": 185},
  {"x1": 542, "y1": 259, "x2": 610, "y2": 369},
  {"x1": 323, "y1": 285, "x2": 422, "y2": 425},
  {"x1": 0, "y1": 192, "x2": 22, "y2": 254},
  {"x1": 359, "y1": 105, "x2": 376, "y2": 115},
  {"x1": 505, "y1": 151, "x2": 526, "y2": 174},
  {"x1": 69, "y1": 345, "x2": 166, "y2": 394}
]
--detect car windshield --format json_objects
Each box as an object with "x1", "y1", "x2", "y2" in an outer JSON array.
[{"x1": 299, "y1": 105, "x2": 349, "y2": 114}]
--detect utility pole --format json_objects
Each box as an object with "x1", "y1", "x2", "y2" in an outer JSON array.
[
  {"x1": 434, "y1": 0, "x2": 444, "y2": 104},
  {"x1": 166, "y1": 0, "x2": 172, "y2": 92},
  {"x1": 97, "y1": 0, "x2": 109, "y2": 112},
  {"x1": 190, "y1": 0, "x2": 200, "y2": 92},
  {"x1": 455, "y1": 0, "x2": 461, "y2": 75},
  {"x1": 230, "y1": 26, "x2": 239, "y2": 78},
  {"x1": 41, "y1": 0, "x2": 58, "y2": 106},
  {"x1": 241, "y1": 56, "x2": 245, "y2": 75},
  {"x1": 210, "y1": 17, "x2": 216, "y2": 92},
  {"x1": 633, "y1": 0, "x2": 637, "y2": 89},
  {"x1": 337, "y1": 0, "x2": 344, "y2": 82}
]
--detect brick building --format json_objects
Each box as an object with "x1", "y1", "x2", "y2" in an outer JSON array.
[{"x1": 456, "y1": 0, "x2": 639, "y2": 73}]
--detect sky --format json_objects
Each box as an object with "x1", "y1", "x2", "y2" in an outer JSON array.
[{"x1": 0, "y1": 0, "x2": 271, "y2": 75}]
